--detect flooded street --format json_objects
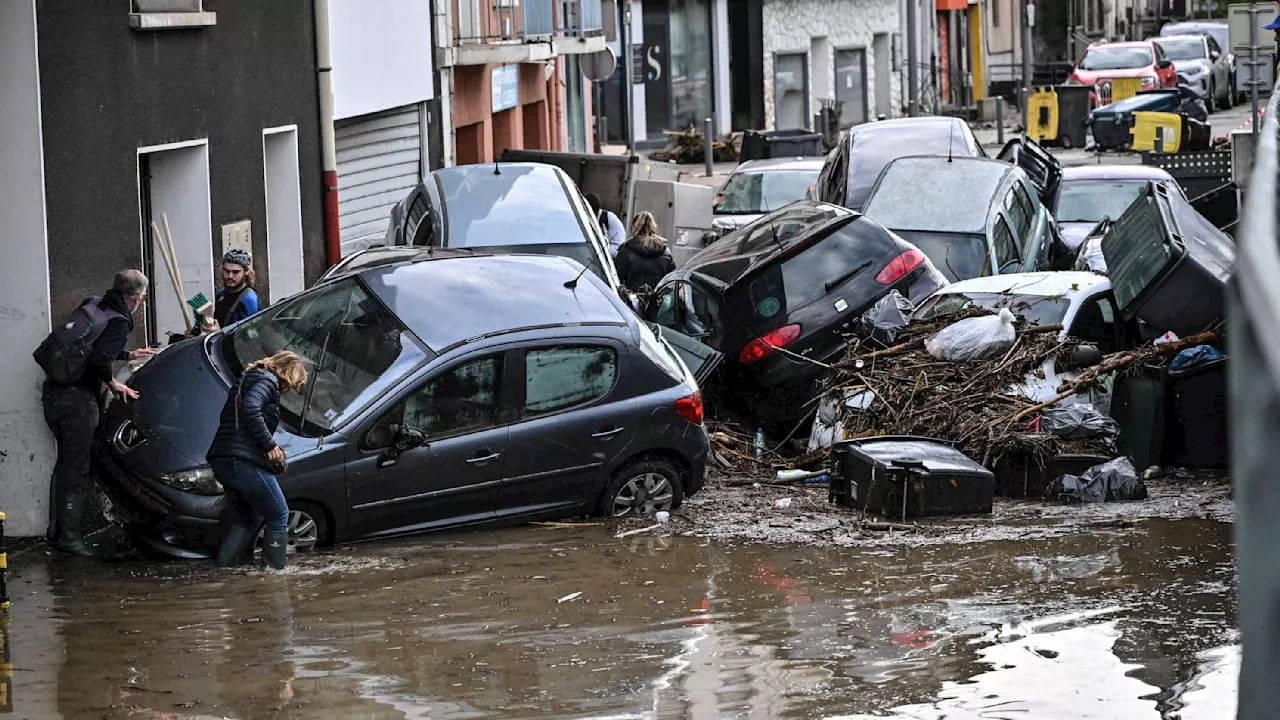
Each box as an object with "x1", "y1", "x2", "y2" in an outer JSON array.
[{"x1": 5, "y1": 517, "x2": 1235, "y2": 719}]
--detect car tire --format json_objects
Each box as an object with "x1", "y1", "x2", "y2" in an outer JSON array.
[
  {"x1": 254, "y1": 501, "x2": 329, "y2": 556},
  {"x1": 1207, "y1": 82, "x2": 1217, "y2": 113},
  {"x1": 598, "y1": 458, "x2": 685, "y2": 519},
  {"x1": 1223, "y1": 79, "x2": 1234, "y2": 108}
]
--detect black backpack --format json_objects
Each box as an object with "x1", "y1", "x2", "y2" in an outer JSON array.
[{"x1": 33, "y1": 297, "x2": 125, "y2": 385}]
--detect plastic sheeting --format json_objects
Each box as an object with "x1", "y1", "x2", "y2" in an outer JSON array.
[
  {"x1": 924, "y1": 309, "x2": 1018, "y2": 362},
  {"x1": 1039, "y1": 404, "x2": 1121, "y2": 441},
  {"x1": 856, "y1": 290, "x2": 914, "y2": 346},
  {"x1": 1048, "y1": 457, "x2": 1148, "y2": 503}
]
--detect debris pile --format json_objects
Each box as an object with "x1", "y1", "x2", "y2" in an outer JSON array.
[{"x1": 648, "y1": 128, "x2": 740, "y2": 164}]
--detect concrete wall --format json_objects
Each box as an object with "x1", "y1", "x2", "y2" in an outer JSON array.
[
  {"x1": 36, "y1": 1, "x2": 326, "y2": 339},
  {"x1": 0, "y1": 0, "x2": 55, "y2": 537},
  {"x1": 762, "y1": 0, "x2": 902, "y2": 129}
]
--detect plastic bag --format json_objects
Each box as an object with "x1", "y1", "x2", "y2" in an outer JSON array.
[
  {"x1": 1047, "y1": 457, "x2": 1147, "y2": 503},
  {"x1": 924, "y1": 309, "x2": 1018, "y2": 362},
  {"x1": 857, "y1": 290, "x2": 914, "y2": 346},
  {"x1": 1039, "y1": 404, "x2": 1120, "y2": 441},
  {"x1": 1170, "y1": 344, "x2": 1225, "y2": 372}
]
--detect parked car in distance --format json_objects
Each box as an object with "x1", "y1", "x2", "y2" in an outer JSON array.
[
  {"x1": 383, "y1": 162, "x2": 621, "y2": 290},
  {"x1": 1069, "y1": 40, "x2": 1179, "y2": 107},
  {"x1": 1160, "y1": 20, "x2": 1239, "y2": 100},
  {"x1": 860, "y1": 156, "x2": 1059, "y2": 283},
  {"x1": 711, "y1": 157, "x2": 825, "y2": 237},
  {"x1": 643, "y1": 200, "x2": 947, "y2": 433},
  {"x1": 94, "y1": 254, "x2": 710, "y2": 559},
  {"x1": 809, "y1": 272, "x2": 1134, "y2": 450},
  {"x1": 1053, "y1": 165, "x2": 1186, "y2": 254},
  {"x1": 1151, "y1": 33, "x2": 1233, "y2": 110},
  {"x1": 812, "y1": 116, "x2": 986, "y2": 212}
]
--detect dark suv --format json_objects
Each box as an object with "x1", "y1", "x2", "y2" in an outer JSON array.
[
  {"x1": 94, "y1": 254, "x2": 710, "y2": 558},
  {"x1": 644, "y1": 201, "x2": 948, "y2": 432}
]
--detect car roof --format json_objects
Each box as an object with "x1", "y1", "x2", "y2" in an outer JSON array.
[
  {"x1": 360, "y1": 254, "x2": 627, "y2": 353},
  {"x1": 733, "y1": 157, "x2": 826, "y2": 173},
  {"x1": 934, "y1": 271, "x2": 1111, "y2": 301},
  {"x1": 850, "y1": 116, "x2": 966, "y2": 134},
  {"x1": 1061, "y1": 165, "x2": 1176, "y2": 182},
  {"x1": 1089, "y1": 40, "x2": 1155, "y2": 50},
  {"x1": 862, "y1": 156, "x2": 1016, "y2": 234}
]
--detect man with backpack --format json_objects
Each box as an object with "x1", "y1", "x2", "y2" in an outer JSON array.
[
  {"x1": 34, "y1": 269, "x2": 155, "y2": 557},
  {"x1": 584, "y1": 192, "x2": 626, "y2": 257}
]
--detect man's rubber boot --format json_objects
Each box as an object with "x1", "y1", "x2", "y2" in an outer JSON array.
[
  {"x1": 53, "y1": 494, "x2": 94, "y2": 558},
  {"x1": 216, "y1": 524, "x2": 257, "y2": 567},
  {"x1": 262, "y1": 530, "x2": 288, "y2": 571}
]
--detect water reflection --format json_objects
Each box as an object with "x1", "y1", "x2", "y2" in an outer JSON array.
[{"x1": 5, "y1": 518, "x2": 1236, "y2": 719}]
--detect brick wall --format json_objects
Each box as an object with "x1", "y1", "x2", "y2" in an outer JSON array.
[{"x1": 761, "y1": 0, "x2": 903, "y2": 130}]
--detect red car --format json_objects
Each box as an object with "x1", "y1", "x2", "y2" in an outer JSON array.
[{"x1": 1068, "y1": 41, "x2": 1179, "y2": 107}]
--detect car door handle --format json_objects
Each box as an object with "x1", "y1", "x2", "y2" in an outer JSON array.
[
  {"x1": 465, "y1": 452, "x2": 501, "y2": 465},
  {"x1": 592, "y1": 426, "x2": 625, "y2": 439}
]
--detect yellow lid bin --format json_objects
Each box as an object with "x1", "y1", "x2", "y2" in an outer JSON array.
[
  {"x1": 1130, "y1": 111, "x2": 1183, "y2": 153},
  {"x1": 1026, "y1": 86, "x2": 1059, "y2": 144}
]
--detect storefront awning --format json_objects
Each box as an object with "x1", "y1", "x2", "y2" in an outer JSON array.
[{"x1": 936, "y1": 0, "x2": 967, "y2": 9}]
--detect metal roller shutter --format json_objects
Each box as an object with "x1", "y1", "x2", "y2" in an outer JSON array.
[{"x1": 335, "y1": 104, "x2": 422, "y2": 256}]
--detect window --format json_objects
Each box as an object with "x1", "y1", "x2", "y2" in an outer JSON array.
[
  {"x1": 651, "y1": 285, "x2": 680, "y2": 328},
  {"x1": 746, "y1": 218, "x2": 896, "y2": 317},
  {"x1": 993, "y1": 217, "x2": 1019, "y2": 271},
  {"x1": 1070, "y1": 296, "x2": 1123, "y2": 354},
  {"x1": 834, "y1": 48, "x2": 869, "y2": 127},
  {"x1": 525, "y1": 347, "x2": 618, "y2": 414},
  {"x1": 405, "y1": 193, "x2": 431, "y2": 246},
  {"x1": 774, "y1": 53, "x2": 810, "y2": 130},
  {"x1": 224, "y1": 277, "x2": 428, "y2": 436},
  {"x1": 1005, "y1": 184, "x2": 1035, "y2": 239},
  {"x1": 992, "y1": 0, "x2": 1000, "y2": 27},
  {"x1": 716, "y1": 170, "x2": 823, "y2": 214}
]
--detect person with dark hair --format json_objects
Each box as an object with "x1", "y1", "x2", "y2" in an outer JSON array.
[
  {"x1": 584, "y1": 192, "x2": 627, "y2": 256},
  {"x1": 614, "y1": 211, "x2": 676, "y2": 292},
  {"x1": 37, "y1": 269, "x2": 155, "y2": 556},
  {"x1": 195, "y1": 250, "x2": 261, "y2": 334}
]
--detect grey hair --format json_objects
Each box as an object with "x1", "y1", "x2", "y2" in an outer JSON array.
[{"x1": 113, "y1": 269, "x2": 149, "y2": 297}]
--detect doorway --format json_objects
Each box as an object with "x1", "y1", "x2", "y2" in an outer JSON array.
[
  {"x1": 263, "y1": 126, "x2": 305, "y2": 304},
  {"x1": 727, "y1": 0, "x2": 764, "y2": 130},
  {"x1": 873, "y1": 33, "x2": 891, "y2": 118},
  {"x1": 137, "y1": 141, "x2": 213, "y2": 346}
]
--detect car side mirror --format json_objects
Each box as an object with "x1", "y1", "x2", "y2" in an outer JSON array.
[
  {"x1": 377, "y1": 424, "x2": 428, "y2": 468},
  {"x1": 1060, "y1": 344, "x2": 1103, "y2": 372}
]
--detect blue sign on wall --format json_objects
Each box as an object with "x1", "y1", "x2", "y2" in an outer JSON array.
[{"x1": 491, "y1": 64, "x2": 519, "y2": 113}]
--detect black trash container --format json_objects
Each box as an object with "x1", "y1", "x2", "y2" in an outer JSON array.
[
  {"x1": 831, "y1": 436, "x2": 995, "y2": 519},
  {"x1": 1055, "y1": 85, "x2": 1092, "y2": 149},
  {"x1": 1166, "y1": 356, "x2": 1229, "y2": 468},
  {"x1": 741, "y1": 129, "x2": 823, "y2": 161},
  {"x1": 1110, "y1": 366, "x2": 1169, "y2": 471}
]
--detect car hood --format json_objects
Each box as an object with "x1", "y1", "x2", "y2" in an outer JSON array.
[
  {"x1": 1174, "y1": 59, "x2": 1210, "y2": 74},
  {"x1": 1074, "y1": 67, "x2": 1153, "y2": 82},
  {"x1": 1057, "y1": 222, "x2": 1097, "y2": 252},
  {"x1": 114, "y1": 335, "x2": 314, "y2": 472}
]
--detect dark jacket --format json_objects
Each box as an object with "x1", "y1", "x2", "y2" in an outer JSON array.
[
  {"x1": 71, "y1": 290, "x2": 134, "y2": 394},
  {"x1": 614, "y1": 236, "x2": 676, "y2": 291},
  {"x1": 206, "y1": 369, "x2": 281, "y2": 470}
]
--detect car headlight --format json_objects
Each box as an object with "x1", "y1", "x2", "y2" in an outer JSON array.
[
  {"x1": 158, "y1": 466, "x2": 224, "y2": 495},
  {"x1": 1140, "y1": 76, "x2": 1157, "y2": 88}
]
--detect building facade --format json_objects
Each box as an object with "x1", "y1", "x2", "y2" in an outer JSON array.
[
  {"x1": 0, "y1": 0, "x2": 326, "y2": 536},
  {"x1": 329, "y1": 0, "x2": 439, "y2": 256}
]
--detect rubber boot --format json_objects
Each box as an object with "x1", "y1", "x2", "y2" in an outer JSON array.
[
  {"x1": 262, "y1": 530, "x2": 288, "y2": 571},
  {"x1": 215, "y1": 524, "x2": 257, "y2": 568},
  {"x1": 53, "y1": 493, "x2": 94, "y2": 558}
]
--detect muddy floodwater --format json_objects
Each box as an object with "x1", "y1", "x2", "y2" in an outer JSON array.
[{"x1": 5, "y1": 517, "x2": 1235, "y2": 719}]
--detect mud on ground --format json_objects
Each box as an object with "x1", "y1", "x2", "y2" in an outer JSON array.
[{"x1": 660, "y1": 470, "x2": 1234, "y2": 548}]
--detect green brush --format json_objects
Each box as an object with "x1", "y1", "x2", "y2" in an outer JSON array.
[{"x1": 186, "y1": 292, "x2": 212, "y2": 319}]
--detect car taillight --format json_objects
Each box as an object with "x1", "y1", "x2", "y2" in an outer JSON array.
[
  {"x1": 738, "y1": 324, "x2": 802, "y2": 364},
  {"x1": 675, "y1": 392, "x2": 704, "y2": 425},
  {"x1": 876, "y1": 249, "x2": 925, "y2": 285}
]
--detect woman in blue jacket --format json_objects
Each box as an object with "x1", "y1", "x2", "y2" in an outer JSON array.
[{"x1": 207, "y1": 351, "x2": 308, "y2": 570}]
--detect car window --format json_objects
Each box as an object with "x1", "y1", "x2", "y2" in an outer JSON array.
[
  {"x1": 1056, "y1": 179, "x2": 1154, "y2": 223},
  {"x1": 405, "y1": 192, "x2": 431, "y2": 246},
  {"x1": 717, "y1": 170, "x2": 822, "y2": 214},
  {"x1": 1079, "y1": 46, "x2": 1153, "y2": 70},
  {"x1": 1158, "y1": 37, "x2": 1206, "y2": 61},
  {"x1": 992, "y1": 217, "x2": 1019, "y2": 271},
  {"x1": 746, "y1": 218, "x2": 895, "y2": 317},
  {"x1": 434, "y1": 166, "x2": 586, "y2": 248},
  {"x1": 1207, "y1": 36, "x2": 1222, "y2": 56},
  {"x1": 1069, "y1": 295, "x2": 1123, "y2": 354},
  {"x1": 915, "y1": 292, "x2": 1072, "y2": 327},
  {"x1": 363, "y1": 354, "x2": 504, "y2": 449},
  {"x1": 524, "y1": 346, "x2": 618, "y2": 415},
  {"x1": 1004, "y1": 187, "x2": 1033, "y2": 240},
  {"x1": 651, "y1": 285, "x2": 680, "y2": 328}
]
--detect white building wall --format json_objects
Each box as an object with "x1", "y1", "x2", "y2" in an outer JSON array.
[
  {"x1": 0, "y1": 0, "x2": 55, "y2": 537},
  {"x1": 328, "y1": 0, "x2": 435, "y2": 121},
  {"x1": 761, "y1": 0, "x2": 903, "y2": 130}
]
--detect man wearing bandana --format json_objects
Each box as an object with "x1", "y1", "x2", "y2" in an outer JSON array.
[{"x1": 195, "y1": 249, "x2": 261, "y2": 334}]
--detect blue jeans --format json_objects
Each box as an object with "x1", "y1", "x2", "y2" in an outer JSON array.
[{"x1": 209, "y1": 457, "x2": 289, "y2": 533}]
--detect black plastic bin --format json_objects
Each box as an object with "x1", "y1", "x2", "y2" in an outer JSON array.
[
  {"x1": 1055, "y1": 85, "x2": 1091, "y2": 149},
  {"x1": 993, "y1": 452, "x2": 1113, "y2": 498},
  {"x1": 831, "y1": 436, "x2": 995, "y2": 519},
  {"x1": 1100, "y1": 182, "x2": 1233, "y2": 337},
  {"x1": 1110, "y1": 367, "x2": 1169, "y2": 471},
  {"x1": 1166, "y1": 356, "x2": 1229, "y2": 468},
  {"x1": 740, "y1": 129, "x2": 823, "y2": 161}
]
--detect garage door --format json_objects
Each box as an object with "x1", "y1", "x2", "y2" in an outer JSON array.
[{"x1": 335, "y1": 104, "x2": 423, "y2": 256}]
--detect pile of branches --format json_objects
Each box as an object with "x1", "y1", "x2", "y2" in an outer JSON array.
[
  {"x1": 648, "y1": 127, "x2": 739, "y2": 164},
  {"x1": 819, "y1": 310, "x2": 1083, "y2": 465}
]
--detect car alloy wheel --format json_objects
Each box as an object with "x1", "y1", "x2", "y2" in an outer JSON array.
[
  {"x1": 287, "y1": 509, "x2": 320, "y2": 553},
  {"x1": 611, "y1": 471, "x2": 676, "y2": 517}
]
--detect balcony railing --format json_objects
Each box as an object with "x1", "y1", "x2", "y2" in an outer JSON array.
[{"x1": 454, "y1": 0, "x2": 603, "y2": 44}]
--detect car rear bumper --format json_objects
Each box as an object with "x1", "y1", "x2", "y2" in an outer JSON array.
[{"x1": 92, "y1": 441, "x2": 226, "y2": 559}]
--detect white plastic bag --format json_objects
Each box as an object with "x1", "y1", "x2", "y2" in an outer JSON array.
[{"x1": 924, "y1": 308, "x2": 1018, "y2": 362}]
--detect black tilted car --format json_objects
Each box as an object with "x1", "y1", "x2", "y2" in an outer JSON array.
[{"x1": 642, "y1": 200, "x2": 948, "y2": 433}]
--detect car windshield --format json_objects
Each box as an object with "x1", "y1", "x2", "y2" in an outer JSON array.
[
  {"x1": 222, "y1": 277, "x2": 430, "y2": 436},
  {"x1": 1080, "y1": 47, "x2": 1153, "y2": 70},
  {"x1": 1056, "y1": 179, "x2": 1155, "y2": 223},
  {"x1": 1157, "y1": 37, "x2": 1206, "y2": 61},
  {"x1": 435, "y1": 166, "x2": 588, "y2": 248},
  {"x1": 915, "y1": 292, "x2": 1072, "y2": 327},
  {"x1": 716, "y1": 169, "x2": 821, "y2": 214},
  {"x1": 743, "y1": 218, "x2": 894, "y2": 319},
  {"x1": 892, "y1": 230, "x2": 989, "y2": 282}
]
